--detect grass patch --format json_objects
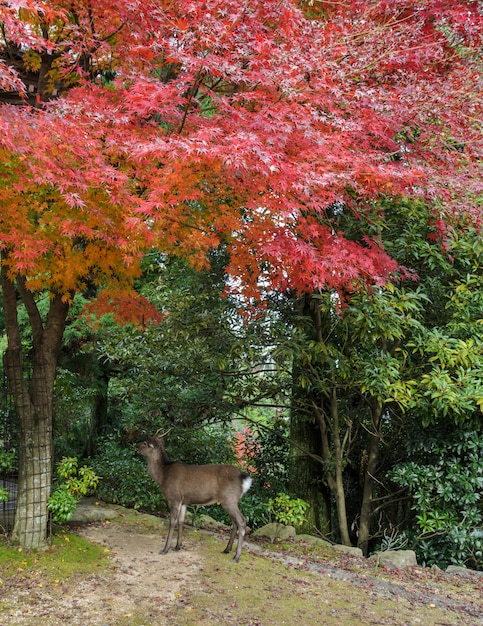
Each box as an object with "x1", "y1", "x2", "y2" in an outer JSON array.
[
  {"x1": 166, "y1": 533, "x2": 466, "y2": 626},
  {"x1": 0, "y1": 530, "x2": 109, "y2": 584},
  {"x1": 1, "y1": 516, "x2": 479, "y2": 626}
]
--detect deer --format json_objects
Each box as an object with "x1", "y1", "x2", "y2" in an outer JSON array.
[{"x1": 135, "y1": 435, "x2": 252, "y2": 562}]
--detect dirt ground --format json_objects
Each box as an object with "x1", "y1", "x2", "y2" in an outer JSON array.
[
  {"x1": 1, "y1": 516, "x2": 483, "y2": 626},
  {"x1": 1, "y1": 523, "x2": 202, "y2": 625},
  {"x1": 78, "y1": 524, "x2": 203, "y2": 623}
]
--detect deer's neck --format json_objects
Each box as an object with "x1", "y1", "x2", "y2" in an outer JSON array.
[{"x1": 147, "y1": 457, "x2": 166, "y2": 485}]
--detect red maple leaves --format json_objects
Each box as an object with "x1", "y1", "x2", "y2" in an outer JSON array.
[{"x1": 1, "y1": 0, "x2": 482, "y2": 304}]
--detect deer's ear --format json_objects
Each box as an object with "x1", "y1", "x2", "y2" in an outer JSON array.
[{"x1": 146, "y1": 436, "x2": 156, "y2": 447}]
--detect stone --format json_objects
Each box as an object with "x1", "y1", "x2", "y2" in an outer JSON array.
[
  {"x1": 332, "y1": 544, "x2": 363, "y2": 557},
  {"x1": 375, "y1": 549, "x2": 418, "y2": 569},
  {"x1": 66, "y1": 500, "x2": 119, "y2": 524},
  {"x1": 446, "y1": 565, "x2": 483, "y2": 578},
  {"x1": 253, "y1": 523, "x2": 296, "y2": 541},
  {"x1": 294, "y1": 534, "x2": 332, "y2": 547},
  {"x1": 190, "y1": 513, "x2": 229, "y2": 529}
]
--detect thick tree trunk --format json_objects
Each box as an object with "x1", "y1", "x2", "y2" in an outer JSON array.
[
  {"x1": 292, "y1": 294, "x2": 352, "y2": 545},
  {"x1": 288, "y1": 410, "x2": 331, "y2": 536},
  {"x1": 357, "y1": 401, "x2": 384, "y2": 555},
  {"x1": 1, "y1": 262, "x2": 69, "y2": 548},
  {"x1": 288, "y1": 294, "x2": 331, "y2": 537},
  {"x1": 8, "y1": 354, "x2": 53, "y2": 548}
]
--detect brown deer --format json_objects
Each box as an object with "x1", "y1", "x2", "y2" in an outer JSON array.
[{"x1": 136, "y1": 435, "x2": 252, "y2": 562}]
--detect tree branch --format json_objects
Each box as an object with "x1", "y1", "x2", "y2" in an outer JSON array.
[{"x1": 16, "y1": 275, "x2": 44, "y2": 348}]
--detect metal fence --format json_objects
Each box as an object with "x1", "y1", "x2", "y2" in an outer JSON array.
[
  {"x1": 1, "y1": 366, "x2": 19, "y2": 535},
  {"x1": 1, "y1": 353, "x2": 55, "y2": 547}
]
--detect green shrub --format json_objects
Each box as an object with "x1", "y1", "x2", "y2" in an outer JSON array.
[
  {"x1": 90, "y1": 436, "x2": 162, "y2": 511},
  {"x1": 91, "y1": 427, "x2": 242, "y2": 516},
  {"x1": 48, "y1": 457, "x2": 99, "y2": 523},
  {"x1": 232, "y1": 418, "x2": 290, "y2": 529},
  {"x1": 388, "y1": 428, "x2": 483, "y2": 570},
  {"x1": 89, "y1": 426, "x2": 292, "y2": 532},
  {"x1": 164, "y1": 425, "x2": 238, "y2": 466},
  {"x1": 47, "y1": 489, "x2": 79, "y2": 523},
  {"x1": 240, "y1": 493, "x2": 272, "y2": 529},
  {"x1": 0, "y1": 450, "x2": 16, "y2": 503},
  {"x1": 268, "y1": 493, "x2": 309, "y2": 528},
  {"x1": 0, "y1": 450, "x2": 15, "y2": 474}
]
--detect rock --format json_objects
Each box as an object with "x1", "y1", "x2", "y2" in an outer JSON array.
[
  {"x1": 253, "y1": 523, "x2": 296, "y2": 541},
  {"x1": 332, "y1": 544, "x2": 363, "y2": 557},
  {"x1": 294, "y1": 534, "x2": 331, "y2": 547},
  {"x1": 190, "y1": 513, "x2": 229, "y2": 529},
  {"x1": 66, "y1": 500, "x2": 119, "y2": 524},
  {"x1": 446, "y1": 565, "x2": 483, "y2": 578},
  {"x1": 375, "y1": 550, "x2": 418, "y2": 569}
]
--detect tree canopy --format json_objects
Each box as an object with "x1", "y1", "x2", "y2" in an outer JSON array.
[{"x1": 1, "y1": 0, "x2": 482, "y2": 303}]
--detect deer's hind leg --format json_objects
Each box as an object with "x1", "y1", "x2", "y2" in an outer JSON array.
[{"x1": 222, "y1": 503, "x2": 246, "y2": 563}]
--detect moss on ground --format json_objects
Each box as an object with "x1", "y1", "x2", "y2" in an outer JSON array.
[
  {"x1": 0, "y1": 531, "x2": 109, "y2": 584},
  {"x1": 165, "y1": 532, "x2": 472, "y2": 626}
]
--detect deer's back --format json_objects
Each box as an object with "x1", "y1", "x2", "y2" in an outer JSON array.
[{"x1": 160, "y1": 463, "x2": 246, "y2": 506}]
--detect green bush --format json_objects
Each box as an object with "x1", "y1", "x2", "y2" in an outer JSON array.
[
  {"x1": 388, "y1": 428, "x2": 483, "y2": 570},
  {"x1": 239, "y1": 493, "x2": 272, "y2": 529},
  {"x1": 90, "y1": 436, "x2": 163, "y2": 511},
  {"x1": 232, "y1": 418, "x2": 290, "y2": 530},
  {"x1": 91, "y1": 427, "x2": 240, "y2": 515},
  {"x1": 0, "y1": 450, "x2": 16, "y2": 503},
  {"x1": 0, "y1": 450, "x2": 15, "y2": 474},
  {"x1": 47, "y1": 489, "x2": 79, "y2": 523},
  {"x1": 48, "y1": 457, "x2": 99, "y2": 523},
  {"x1": 268, "y1": 493, "x2": 309, "y2": 528},
  {"x1": 163, "y1": 425, "x2": 237, "y2": 466}
]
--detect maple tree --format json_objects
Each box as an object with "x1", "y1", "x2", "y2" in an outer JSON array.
[{"x1": 1, "y1": 0, "x2": 482, "y2": 547}]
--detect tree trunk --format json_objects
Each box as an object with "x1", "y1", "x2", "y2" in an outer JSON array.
[
  {"x1": 288, "y1": 409, "x2": 331, "y2": 536},
  {"x1": 307, "y1": 298, "x2": 352, "y2": 546},
  {"x1": 357, "y1": 401, "x2": 384, "y2": 555},
  {"x1": 1, "y1": 262, "x2": 69, "y2": 548},
  {"x1": 86, "y1": 368, "x2": 110, "y2": 457},
  {"x1": 328, "y1": 389, "x2": 351, "y2": 545},
  {"x1": 313, "y1": 393, "x2": 352, "y2": 546},
  {"x1": 288, "y1": 294, "x2": 331, "y2": 536},
  {"x1": 7, "y1": 349, "x2": 53, "y2": 548}
]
